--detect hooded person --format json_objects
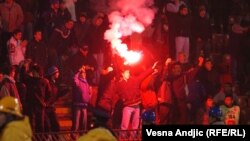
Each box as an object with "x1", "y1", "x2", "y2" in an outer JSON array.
[
  {"x1": 0, "y1": 96, "x2": 32, "y2": 141},
  {"x1": 77, "y1": 127, "x2": 117, "y2": 141}
]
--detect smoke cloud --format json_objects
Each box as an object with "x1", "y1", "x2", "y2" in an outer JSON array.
[{"x1": 105, "y1": 0, "x2": 156, "y2": 64}]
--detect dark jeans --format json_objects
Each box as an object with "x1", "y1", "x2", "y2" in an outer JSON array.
[
  {"x1": 28, "y1": 106, "x2": 45, "y2": 132},
  {"x1": 157, "y1": 103, "x2": 171, "y2": 124},
  {"x1": 45, "y1": 107, "x2": 60, "y2": 132}
]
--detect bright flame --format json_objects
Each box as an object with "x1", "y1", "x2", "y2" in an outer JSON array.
[
  {"x1": 104, "y1": 0, "x2": 156, "y2": 65},
  {"x1": 124, "y1": 51, "x2": 142, "y2": 65}
]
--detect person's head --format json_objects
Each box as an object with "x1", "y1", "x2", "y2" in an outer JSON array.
[
  {"x1": 79, "y1": 45, "x2": 89, "y2": 56},
  {"x1": 141, "y1": 110, "x2": 156, "y2": 125},
  {"x1": 121, "y1": 69, "x2": 130, "y2": 81},
  {"x1": 179, "y1": 5, "x2": 188, "y2": 16},
  {"x1": 223, "y1": 83, "x2": 233, "y2": 94},
  {"x1": 205, "y1": 95, "x2": 214, "y2": 109},
  {"x1": 90, "y1": 107, "x2": 110, "y2": 128},
  {"x1": 34, "y1": 30, "x2": 42, "y2": 42},
  {"x1": 65, "y1": 19, "x2": 74, "y2": 30},
  {"x1": 199, "y1": 6, "x2": 206, "y2": 18},
  {"x1": 177, "y1": 52, "x2": 186, "y2": 63},
  {"x1": 3, "y1": 65, "x2": 16, "y2": 78},
  {"x1": 224, "y1": 94, "x2": 234, "y2": 107},
  {"x1": 47, "y1": 66, "x2": 60, "y2": 79},
  {"x1": 171, "y1": 62, "x2": 182, "y2": 76},
  {"x1": 79, "y1": 12, "x2": 87, "y2": 23},
  {"x1": 13, "y1": 29, "x2": 22, "y2": 40},
  {"x1": 94, "y1": 17, "x2": 104, "y2": 26},
  {"x1": 50, "y1": 0, "x2": 59, "y2": 9},
  {"x1": 0, "y1": 96, "x2": 23, "y2": 127},
  {"x1": 30, "y1": 64, "x2": 44, "y2": 78},
  {"x1": 222, "y1": 54, "x2": 232, "y2": 64},
  {"x1": 204, "y1": 58, "x2": 213, "y2": 71},
  {"x1": 79, "y1": 68, "x2": 87, "y2": 79},
  {"x1": 59, "y1": 1, "x2": 66, "y2": 10}
]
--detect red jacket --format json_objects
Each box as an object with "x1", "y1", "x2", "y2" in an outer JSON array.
[{"x1": 117, "y1": 68, "x2": 153, "y2": 107}]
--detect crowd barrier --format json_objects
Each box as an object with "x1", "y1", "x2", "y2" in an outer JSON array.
[{"x1": 33, "y1": 129, "x2": 142, "y2": 141}]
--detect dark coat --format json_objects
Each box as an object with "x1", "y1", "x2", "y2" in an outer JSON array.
[
  {"x1": 175, "y1": 14, "x2": 192, "y2": 37},
  {"x1": 25, "y1": 76, "x2": 51, "y2": 108},
  {"x1": 49, "y1": 25, "x2": 75, "y2": 57},
  {"x1": 86, "y1": 24, "x2": 107, "y2": 54},
  {"x1": 192, "y1": 16, "x2": 212, "y2": 40},
  {"x1": 197, "y1": 68, "x2": 221, "y2": 96},
  {"x1": 26, "y1": 40, "x2": 48, "y2": 68}
]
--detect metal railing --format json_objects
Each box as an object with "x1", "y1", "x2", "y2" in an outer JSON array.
[{"x1": 33, "y1": 129, "x2": 142, "y2": 141}]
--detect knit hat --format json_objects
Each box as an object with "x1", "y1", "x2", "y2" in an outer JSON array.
[{"x1": 47, "y1": 66, "x2": 59, "y2": 76}]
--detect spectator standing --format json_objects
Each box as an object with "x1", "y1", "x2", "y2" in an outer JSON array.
[
  {"x1": 165, "y1": 0, "x2": 186, "y2": 59},
  {"x1": 45, "y1": 66, "x2": 61, "y2": 132},
  {"x1": 175, "y1": 4, "x2": 192, "y2": 62},
  {"x1": 7, "y1": 29, "x2": 27, "y2": 66},
  {"x1": 87, "y1": 14, "x2": 108, "y2": 85},
  {"x1": 118, "y1": 62, "x2": 158, "y2": 138},
  {"x1": 26, "y1": 30, "x2": 48, "y2": 69},
  {"x1": 48, "y1": 19, "x2": 74, "y2": 67},
  {"x1": 0, "y1": 0, "x2": 24, "y2": 65},
  {"x1": 220, "y1": 94, "x2": 240, "y2": 125},
  {"x1": 197, "y1": 58, "x2": 221, "y2": 97},
  {"x1": 192, "y1": 6, "x2": 212, "y2": 59},
  {"x1": 74, "y1": 13, "x2": 90, "y2": 48},
  {"x1": 71, "y1": 66, "x2": 92, "y2": 139},
  {"x1": 68, "y1": 45, "x2": 97, "y2": 85},
  {"x1": 195, "y1": 96, "x2": 216, "y2": 125},
  {"x1": 0, "y1": 65, "x2": 22, "y2": 107},
  {"x1": 24, "y1": 64, "x2": 51, "y2": 132}
]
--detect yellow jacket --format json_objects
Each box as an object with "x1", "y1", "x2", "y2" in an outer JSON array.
[
  {"x1": 0, "y1": 116, "x2": 32, "y2": 141},
  {"x1": 77, "y1": 127, "x2": 117, "y2": 141}
]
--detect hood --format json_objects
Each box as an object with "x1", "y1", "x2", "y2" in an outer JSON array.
[
  {"x1": 3, "y1": 116, "x2": 32, "y2": 140},
  {"x1": 77, "y1": 127, "x2": 117, "y2": 141}
]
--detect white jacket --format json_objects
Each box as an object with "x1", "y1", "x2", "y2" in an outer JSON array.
[{"x1": 7, "y1": 37, "x2": 26, "y2": 66}]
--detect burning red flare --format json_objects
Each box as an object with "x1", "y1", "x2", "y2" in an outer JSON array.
[{"x1": 123, "y1": 51, "x2": 142, "y2": 65}]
